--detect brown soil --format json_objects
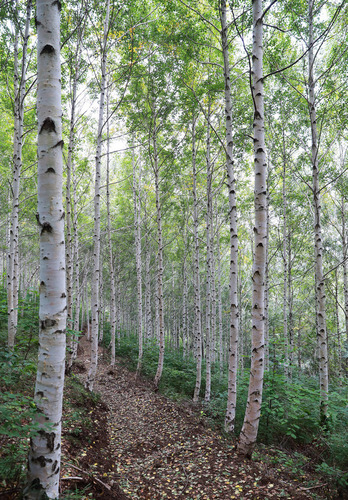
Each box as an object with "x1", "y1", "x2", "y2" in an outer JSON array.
[{"x1": 60, "y1": 334, "x2": 339, "y2": 500}]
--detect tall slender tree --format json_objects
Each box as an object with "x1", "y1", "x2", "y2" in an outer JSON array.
[
  {"x1": 8, "y1": 0, "x2": 32, "y2": 349},
  {"x1": 220, "y1": 0, "x2": 239, "y2": 433},
  {"x1": 25, "y1": 0, "x2": 66, "y2": 496},
  {"x1": 308, "y1": 0, "x2": 329, "y2": 423},
  {"x1": 85, "y1": 0, "x2": 110, "y2": 391},
  {"x1": 238, "y1": 0, "x2": 267, "y2": 457}
]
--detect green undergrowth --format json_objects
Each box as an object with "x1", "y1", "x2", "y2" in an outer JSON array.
[
  {"x1": 0, "y1": 287, "x2": 99, "y2": 494},
  {"x1": 103, "y1": 331, "x2": 348, "y2": 492}
]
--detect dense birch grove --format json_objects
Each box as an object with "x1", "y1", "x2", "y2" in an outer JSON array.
[{"x1": 0, "y1": 0, "x2": 348, "y2": 496}]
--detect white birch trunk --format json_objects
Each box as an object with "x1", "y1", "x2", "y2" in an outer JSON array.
[
  {"x1": 145, "y1": 231, "x2": 152, "y2": 339},
  {"x1": 106, "y1": 89, "x2": 117, "y2": 367},
  {"x1": 66, "y1": 35, "x2": 83, "y2": 370},
  {"x1": 192, "y1": 118, "x2": 202, "y2": 403},
  {"x1": 71, "y1": 159, "x2": 80, "y2": 361},
  {"x1": 210, "y1": 224, "x2": 217, "y2": 364},
  {"x1": 182, "y1": 231, "x2": 188, "y2": 358},
  {"x1": 264, "y1": 181, "x2": 270, "y2": 372},
  {"x1": 220, "y1": 0, "x2": 239, "y2": 433},
  {"x1": 282, "y1": 149, "x2": 289, "y2": 378},
  {"x1": 238, "y1": 0, "x2": 267, "y2": 456},
  {"x1": 25, "y1": 0, "x2": 66, "y2": 496},
  {"x1": 153, "y1": 130, "x2": 165, "y2": 389},
  {"x1": 116, "y1": 260, "x2": 121, "y2": 344},
  {"x1": 133, "y1": 143, "x2": 143, "y2": 375},
  {"x1": 85, "y1": 0, "x2": 110, "y2": 391},
  {"x1": 335, "y1": 270, "x2": 342, "y2": 385},
  {"x1": 87, "y1": 289, "x2": 91, "y2": 340},
  {"x1": 8, "y1": 0, "x2": 32, "y2": 349},
  {"x1": 308, "y1": 0, "x2": 329, "y2": 422},
  {"x1": 205, "y1": 103, "x2": 212, "y2": 403},
  {"x1": 217, "y1": 230, "x2": 224, "y2": 376},
  {"x1": 341, "y1": 198, "x2": 348, "y2": 357},
  {"x1": 99, "y1": 275, "x2": 104, "y2": 343}
]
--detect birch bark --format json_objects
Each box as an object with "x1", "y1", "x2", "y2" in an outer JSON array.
[
  {"x1": 145, "y1": 230, "x2": 152, "y2": 339},
  {"x1": 217, "y1": 230, "x2": 224, "y2": 376},
  {"x1": 205, "y1": 103, "x2": 212, "y2": 403},
  {"x1": 192, "y1": 118, "x2": 202, "y2": 403},
  {"x1": 106, "y1": 89, "x2": 117, "y2": 367},
  {"x1": 8, "y1": 0, "x2": 32, "y2": 349},
  {"x1": 66, "y1": 29, "x2": 83, "y2": 369},
  {"x1": 153, "y1": 127, "x2": 165, "y2": 389},
  {"x1": 71, "y1": 158, "x2": 80, "y2": 361},
  {"x1": 238, "y1": 0, "x2": 267, "y2": 456},
  {"x1": 182, "y1": 230, "x2": 188, "y2": 358},
  {"x1": 308, "y1": 0, "x2": 329, "y2": 422},
  {"x1": 25, "y1": 0, "x2": 66, "y2": 496},
  {"x1": 220, "y1": 0, "x2": 239, "y2": 433},
  {"x1": 341, "y1": 198, "x2": 348, "y2": 354},
  {"x1": 335, "y1": 270, "x2": 342, "y2": 385},
  {"x1": 133, "y1": 142, "x2": 143, "y2": 376},
  {"x1": 282, "y1": 144, "x2": 289, "y2": 378},
  {"x1": 85, "y1": 0, "x2": 110, "y2": 391},
  {"x1": 264, "y1": 180, "x2": 270, "y2": 372}
]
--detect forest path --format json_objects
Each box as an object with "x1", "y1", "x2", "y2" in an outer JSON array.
[{"x1": 63, "y1": 334, "x2": 329, "y2": 499}]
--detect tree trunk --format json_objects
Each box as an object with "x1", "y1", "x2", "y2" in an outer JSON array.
[
  {"x1": 192, "y1": 118, "x2": 202, "y2": 403},
  {"x1": 85, "y1": 0, "x2": 110, "y2": 391},
  {"x1": 145, "y1": 230, "x2": 152, "y2": 339},
  {"x1": 205, "y1": 102, "x2": 212, "y2": 403},
  {"x1": 342, "y1": 197, "x2": 348, "y2": 356},
  {"x1": 220, "y1": 0, "x2": 239, "y2": 433},
  {"x1": 308, "y1": 0, "x2": 329, "y2": 423},
  {"x1": 25, "y1": 0, "x2": 66, "y2": 496},
  {"x1": 153, "y1": 128, "x2": 165, "y2": 389},
  {"x1": 72, "y1": 159, "x2": 80, "y2": 357},
  {"x1": 282, "y1": 141, "x2": 289, "y2": 379},
  {"x1": 133, "y1": 142, "x2": 143, "y2": 376},
  {"x1": 217, "y1": 229, "x2": 224, "y2": 376},
  {"x1": 335, "y1": 269, "x2": 342, "y2": 385},
  {"x1": 182, "y1": 230, "x2": 188, "y2": 358},
  {"x1": 116, "y1": 259, "x2": 121, "y2": 344},
  {"x1": 264, "y1": 180, "x2": 270, "y2": 372},
  {"x1": 8, "y1": 0, "x2": 32, "y2": 349},
  {"x1": 106, "y1": 90, "x2": 117, "y2": 366},
  {"x1": 66, "y1": 32, "x2": 83, "y2": 370},
  {"x1": 238, "y1": 0, "x2": 267, "y2": 457}
]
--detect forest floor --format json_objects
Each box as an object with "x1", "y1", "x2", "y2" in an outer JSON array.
[{"x1": 60, "y1": 334, "x2": 340, "y2": 500}]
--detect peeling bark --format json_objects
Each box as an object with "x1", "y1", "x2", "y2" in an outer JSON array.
[
  {"x1": 192, "y1": 118, "x2": 202, "y2": 403},
  {"x1": 25, "y1": 0, "x2": 66, "y2": 496},
  {"x1": 238, "y1": 0, "x2": 267, "y2": 457},
  {"x1": 8, "y1": 0, "x2": 32, "y2": 350},
  {"x1": 308, "y1": 0, "x2": 329, "y2": 423},
  {"x1": 85, "y1": 0, "x2": 110, "y2": 391},
  {"x1": 153, "y1": 126, "x2": 165, "y2": 390},
  {"x1": 220, "y1": 0, "x2": 239, "y2": 433}
]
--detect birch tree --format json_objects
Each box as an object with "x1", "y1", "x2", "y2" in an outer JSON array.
[
  {"x1": 153, "y1": 119, "x2": 165, "y2": 389},
  {"x1": 220, "y1": 0, "x2": 239, "y2": 433},
  {"x1": 192, "y1": 117, "x2": 203, "y2": 403},
  {"x1": 85, "y1": 0, "x2": 110, "y2": 391},
  {"x1": 106, "y1": 85, "x2": 117, "y2": 367},
  {"x1": 205, "y1": 102, "x2": 212, "y2": 403},
  {"x1": 238, "y1": 0, "x2": 267, "y2": 457},
  {"x1": 308, "y1": 0, "x2": 329, "y2": 423},
  {"x1": 8, "y1": 0, "x2": 32, "y2": 349},
  {"x1": 25, "y1": 0, "x2": 66, "y2": 495},
  {"x1": 132, "y1": 142, "x2": 143, "y2": 376},
  {"x1": 66, "y1": 12, "x2": 85, "y2": 370}
]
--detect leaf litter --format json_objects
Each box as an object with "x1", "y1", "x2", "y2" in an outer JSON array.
[{"x1": 60, "y1": 334, "x2": 339, "y2": 499}]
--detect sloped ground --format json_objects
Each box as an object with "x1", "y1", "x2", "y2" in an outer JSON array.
[{"x1": 61, "y1": 334, "x2": 338, "y2": 499}]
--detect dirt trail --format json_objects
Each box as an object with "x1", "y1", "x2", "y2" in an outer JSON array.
[{"x1": 61, "y1": 334, "x2": 334, "y2": 499}]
